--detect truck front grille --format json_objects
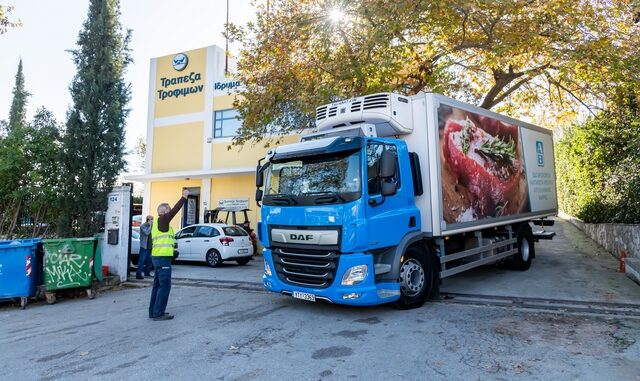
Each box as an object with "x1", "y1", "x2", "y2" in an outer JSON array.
[{"x1": 272, "y1": 247, "x2": 339, "y2": 288}]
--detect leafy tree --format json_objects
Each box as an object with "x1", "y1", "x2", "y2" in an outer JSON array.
[
  {"x1": 22, "y1": 108, "x2": 63, "y2": 237},
  {"x1": 58, "y1": 0, "x2": 132, "y2": 237},
  {"x1": 228, "y1": 0, "x2": 639, "y2": 145},
  {"x1": 0, "y1": 5, "x2": 21, "y2": 35},
  {"x1": 130, "y1": 135, "x2": 146, "y2": 173}
]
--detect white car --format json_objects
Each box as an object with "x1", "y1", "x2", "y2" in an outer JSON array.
[{"x1": 174, "y1": 223, "x2": 254, "y2": 267}]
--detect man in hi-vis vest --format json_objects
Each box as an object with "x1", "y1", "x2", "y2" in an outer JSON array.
[{"x1": 148, "y1": 189, "x2": 189, "y2": 320}]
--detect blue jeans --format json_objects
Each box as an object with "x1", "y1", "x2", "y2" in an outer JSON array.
[
  {"x1": 149, "y1": 256, "x2": 172, "y2": 318},
  {"x1": 136, "y1": 247, "x2": 153, "y2": 277}
]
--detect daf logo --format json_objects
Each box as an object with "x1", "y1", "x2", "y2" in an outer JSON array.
[
  {"x1": 172, "y1": 53, "x2": 188, "y2": 71},
  {"x1": 290, "y1": 234, "x2": 313, "y2": 241}
]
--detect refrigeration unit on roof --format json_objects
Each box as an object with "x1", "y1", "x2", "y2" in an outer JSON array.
[{"x1": 314, "y1": 93, "x2": 414, "y2": 137}]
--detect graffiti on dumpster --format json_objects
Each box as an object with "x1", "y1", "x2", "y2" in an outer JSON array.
[{"x1": 46, "y1": 252, "x2": 90, "y2": 288}]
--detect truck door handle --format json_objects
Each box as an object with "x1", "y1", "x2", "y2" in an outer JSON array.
[
  {"x1": 204, "y1": 240, "x2": 210, "y2": 242},
  {"x1": 185, "y1": 240, "x2": 191, "y2": 243}
]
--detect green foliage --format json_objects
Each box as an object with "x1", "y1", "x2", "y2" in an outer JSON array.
[
  {"x1": 58, "y1": 0, "x2": 132, "y2": 237},
  {"x1": 0, "y1": 5, "x2": 21, "y2": 34},
  {"x1": 7, "y1": 59, "x2": 30, "y2": 133},
  {"x1": 556, "y1": 105, "x2": 640, "y2": 224},
  {"x1": 229, "y1": 0, "x2": 639, "y2": 145}
]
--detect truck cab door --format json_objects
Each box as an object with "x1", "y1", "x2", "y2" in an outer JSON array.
[{"x1": 364, "y1": 141, "x2": 416, "y2": 249}]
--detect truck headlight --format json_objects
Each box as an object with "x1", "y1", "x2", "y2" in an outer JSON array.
[
  {"x1": 341, "y1": 265, "x2": 368, "y2": 286},
  {"x1": 264, "y1": 261, "x2": 272, "y2": 276}
]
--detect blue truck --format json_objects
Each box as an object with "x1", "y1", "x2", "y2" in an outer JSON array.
[{"x1": 255, "y1": 92, "x2": 557, "y2": 309}]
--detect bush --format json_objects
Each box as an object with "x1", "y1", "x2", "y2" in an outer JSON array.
[{"x1": 556, "y1": 108, "x2": 640, "y2": 224}]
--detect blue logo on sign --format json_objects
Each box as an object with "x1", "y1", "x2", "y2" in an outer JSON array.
[
  {"x1": 172, "y1": 53, "x2": 188, "y2": 71},
  {"x1": 536, "y1": 141, "x2": 544, "y2": 167}
]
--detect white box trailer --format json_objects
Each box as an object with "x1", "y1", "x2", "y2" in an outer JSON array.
[{"x1": 312, "y1": 92, "x2": 558, "y2": 277}]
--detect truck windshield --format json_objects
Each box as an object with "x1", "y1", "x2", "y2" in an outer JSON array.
[{"x1": 264, "y1": 150, "x2": 362, "y2": 203}]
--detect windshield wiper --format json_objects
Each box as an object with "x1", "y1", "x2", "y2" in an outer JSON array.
[
  {"x1": 303, "y1": 191, "x2": 347, "y2": 203},
  {"x1": 265, "y1": 193, "x2": 297, "y2": 205}
]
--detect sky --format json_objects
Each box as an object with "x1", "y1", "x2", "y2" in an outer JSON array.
[{"x1": 0, "y1": 0, "x2": 258, "y2": 171}]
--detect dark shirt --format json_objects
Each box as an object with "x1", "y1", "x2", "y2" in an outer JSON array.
[{"x1": 158, "y1": 197, "x2": 187, "y2": 233}]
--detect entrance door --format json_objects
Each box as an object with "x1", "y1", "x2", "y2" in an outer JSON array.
[{"x1": 182, "y1": 187, "x2": 200, "y2": 228}]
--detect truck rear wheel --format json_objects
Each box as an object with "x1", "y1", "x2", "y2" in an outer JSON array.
[
  {"x1": 393, "y1": 246, "x2": 435, "y2": 310},
  {"x1": 512, "y1": 224, "x2": 534, "y2": 271}
]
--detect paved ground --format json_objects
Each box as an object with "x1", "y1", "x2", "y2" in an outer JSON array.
[{"x1": 1, "y1": 218, "x2": 639, "y2": 380}]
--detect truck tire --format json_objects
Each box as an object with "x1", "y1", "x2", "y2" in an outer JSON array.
[
  {"x1": 512, "y1": 224, "x2": 534, "y2": 271},
  {"x1": 393, "y1": 246, "x2": 435, "y2": 310}
]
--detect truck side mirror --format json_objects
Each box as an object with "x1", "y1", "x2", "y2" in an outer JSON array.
[
  {"x1": 255, "y1": 189, "x2": 263, "y2": 206},
  {"x1": 256, "y1": 164, "x2": 264, "y2": 187},
  {"x1": 381, "y1": 181, "x2": 397, "y2": 196},
  {"x1": 379, "y1": 150, "x2": 397, "y2": 178}
]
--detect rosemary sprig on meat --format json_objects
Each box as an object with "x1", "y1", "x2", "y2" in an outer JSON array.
[
  {"x1": 460, "y1": 118, "x2": 473, "y2": 155},
  {"x1": 477, "y1": 137, "x2": 515, "y2": 162}
]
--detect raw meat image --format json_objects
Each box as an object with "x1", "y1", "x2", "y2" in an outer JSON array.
[{"x1": 439, "y1": 105, "x2": 530, "y2": 223}]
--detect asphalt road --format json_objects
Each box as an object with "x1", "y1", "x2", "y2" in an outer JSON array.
[{"x1": 1, "y1": 218, "x2": 640, "y2": 380}]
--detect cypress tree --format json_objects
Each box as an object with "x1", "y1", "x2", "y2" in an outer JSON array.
[
  {"x1": 7, "y1": 59, "x2": 29, "y2": 133},
  {"x1": 59, "y1": 0, "x2": 132, "y2": 236},
  {"x1": 0, "y1": 60, "x2": 30, "y2": 236}
]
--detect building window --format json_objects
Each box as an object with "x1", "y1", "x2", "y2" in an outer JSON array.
[{"x1": 214, "y1": 109, "x2": 242, "y2": 138}]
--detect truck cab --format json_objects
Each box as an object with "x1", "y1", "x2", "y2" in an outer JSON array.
[{"x1": 257, "y1": 134, "x2": 426, "y2": 306}]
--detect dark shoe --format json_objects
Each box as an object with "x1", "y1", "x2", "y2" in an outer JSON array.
[
  {"x1": 136, "y1": 275, "x2": 144, "y2": 279},
  {"x1": 152, "y1": 313, "x2": 174, "y2": 321},
  {"x1": 149, "y1": 312, "x2": 170, "y2": 319},
  {"x1": 144, "y1": 273, "x2": 152, "y2": 277}
]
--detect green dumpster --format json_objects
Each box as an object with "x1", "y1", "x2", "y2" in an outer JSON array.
[{"x1": 42, "y1": 237, "x2": 103, "y2": 302}]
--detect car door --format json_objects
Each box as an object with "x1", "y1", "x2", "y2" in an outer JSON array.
[
  {"x1": 174, "y1": 226, "x2": 196, "y2": 260},
  {"x1": 192, "y1": 225, "x2": 215, "y2": 262}
]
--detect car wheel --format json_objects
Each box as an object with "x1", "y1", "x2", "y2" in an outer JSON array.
[
  {"x1": 236, "y1": 258, "x2": 251, "y2": 265},
  {"x1": 206, "y1": 249, "x2": 222, "y2": 268}
]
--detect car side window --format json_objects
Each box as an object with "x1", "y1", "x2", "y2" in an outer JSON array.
[
  {"x1": 210, "y1": 228, "x2": 221, "y2": 238},
  {"x1": 195, "y1": 226, "x2": 213, "y2": 237},
  {"x1": 176, "y1": 226, "x2": 196, "y2": 239},
  {"x1": 366, "y1": 142, "x2": 400, "y2": 195}
]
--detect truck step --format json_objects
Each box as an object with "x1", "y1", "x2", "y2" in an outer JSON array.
[{"x1": 532, "y1": 230, "x2": 556, "y2": 241}]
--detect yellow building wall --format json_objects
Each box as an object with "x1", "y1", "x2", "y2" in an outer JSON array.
[
  {"x1": 154, "y1": 47, "x2": 207, "y2": 118},
  {"x1": 210, "y1": 175, "x2": 261, "y2": 225},
  {"x1": 149, "y1": 180, "x2": 201, "y2": 232},
  {"x1": 211, "y1": 135, "x2": 299, "y2": 169},
  {"x1": 213, "y1": 94, "x2": 236, "y2": 110},
  {"x1": 152, "y1": 122, "x2": 203, "y2": 172}
]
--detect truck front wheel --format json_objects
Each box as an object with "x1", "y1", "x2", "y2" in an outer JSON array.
[{"x1": 394, "y1": 246, "x2": 435, "y2": 310}]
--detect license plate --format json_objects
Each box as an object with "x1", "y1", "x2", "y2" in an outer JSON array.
[
  {"x1": 238, "y1": 248, "x2": 249, "y2": 254},
  {"x1": 292, "y1": 291, "x2": 316, "y2": 302}
]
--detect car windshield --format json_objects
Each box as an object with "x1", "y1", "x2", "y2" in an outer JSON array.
[
  {"x1": 264, "y1": 150, "x2": 361, "y2": 197},
  {"x1": 223, "y1": 226, "x2": 248, "y2": 236}
]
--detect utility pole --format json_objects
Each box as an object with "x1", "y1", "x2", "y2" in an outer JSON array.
[{"x1": 225, "y1": 0, "x2": 229, "y2": 75}]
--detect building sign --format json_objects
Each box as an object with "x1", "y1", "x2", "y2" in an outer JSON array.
[
  {"x1": 218, "y1": 198, "x2": 249, "y2": 209},
  {"x1": 172, "y1": 53, "x2": 188, "y2": 71},
  {"x1": 157, "y1": 71, "x2": 204, "y2": 100},
  {"x1": 213, "y1": 79, "x2": 244, "y2": 95}
]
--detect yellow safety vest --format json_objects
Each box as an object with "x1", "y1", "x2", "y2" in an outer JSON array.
[{"x1": 151, "y1": 220, "x2": 175, "y2": 257}]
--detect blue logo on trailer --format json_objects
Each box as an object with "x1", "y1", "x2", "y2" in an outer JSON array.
[{"x1": 536, "y1": 141, "x2": 544, "y2": 167}]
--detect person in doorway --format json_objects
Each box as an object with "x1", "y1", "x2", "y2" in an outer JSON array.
[
  {"x1": 136, "y1": 215, "x2": 154, "y2": 279},
  {"x1": 242, "y1": 221, "x2": 258, "y2": 255},
  {"x1": 148, "y1": 189, "x2": 189, "y2": 321}
]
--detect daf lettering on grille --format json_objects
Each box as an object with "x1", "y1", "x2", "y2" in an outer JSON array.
[{"x1": 290, "y1": 234, "x2": 314, "y2": 241}]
